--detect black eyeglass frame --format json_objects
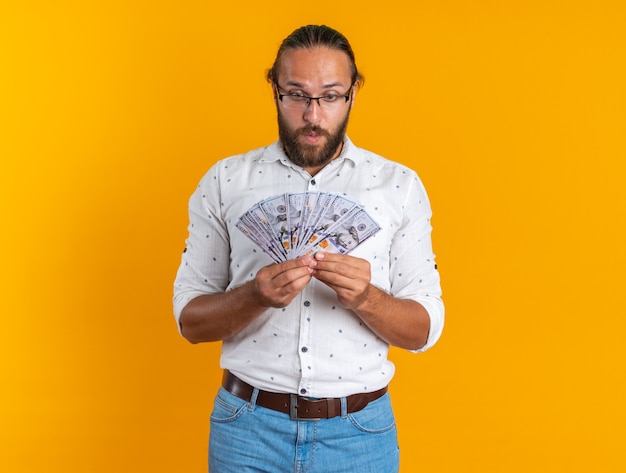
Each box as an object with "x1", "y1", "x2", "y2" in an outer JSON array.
[{"x1": 274, "y1": 83, "x2": 354, "y2": 108}]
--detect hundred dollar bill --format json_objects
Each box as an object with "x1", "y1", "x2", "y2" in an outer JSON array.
[
  {"x1": 299, "y1": 192, "x2": 336, "y2": 250},
  {"x1": 259, "y1": 193, "x2": 292, "y2": 257},
  {"x1": 236, "y1": 191, "x2": 381, "y2": 261},
  {"x1": 287, "y1": 192, "x2": 306, "y2": 254},
  {"x1": 301, "y1": 206, "x2": 381, "y2": 256},
  {"x1": 301, "y1": 194, "x2": 360, "y2": 250},
  {"x1": 236, "y1": 216, "x2": 284, "y2": 263}
]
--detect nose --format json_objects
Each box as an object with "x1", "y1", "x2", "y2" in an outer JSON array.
[{"x1": 303, "y1": 98, "x2": 322, "y2": 124}]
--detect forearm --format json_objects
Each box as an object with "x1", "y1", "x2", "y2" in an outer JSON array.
[
  {"x1": 354, "y1": 285, "x2": 431, "y2": 351},
  {"x1": 179, "y1": 281, "x2": 267, "y2": 344},
  {"x1": 179, "y1": 257, "x2": 316, "y2": 344},
  {"x1": 309, "y1": 252, "x2": 432, "y2": 350}
]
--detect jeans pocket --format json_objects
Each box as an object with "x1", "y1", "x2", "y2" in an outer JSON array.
[
  {"x1": 210, "y1": 387, "x2": 249, "y2": 424},
  {"x1": 347, "y1": 393, "x2": 396, "y2": 434}
]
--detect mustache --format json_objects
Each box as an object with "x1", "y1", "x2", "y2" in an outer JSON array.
[{"x1": 297, "y1": 125, "x2": 331, "y2": 138}]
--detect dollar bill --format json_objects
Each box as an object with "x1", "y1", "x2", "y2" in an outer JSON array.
[{"x1": 237, "y1": 191, "x2": 380, "y2": 262}]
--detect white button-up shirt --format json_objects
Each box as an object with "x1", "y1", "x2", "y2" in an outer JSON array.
[{"x1": 173, "y1": 137, "x2": 444, "y2": 397}]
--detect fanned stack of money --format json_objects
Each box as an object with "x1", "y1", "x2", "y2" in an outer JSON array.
[{"x1": 236, "y1": 192, "x2": 381, "y2": 263}]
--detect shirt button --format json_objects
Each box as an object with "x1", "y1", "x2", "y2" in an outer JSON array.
[
  {"x1": 301, "y1": 346, "x2": 308, "y2": 353},
  {"x1": 304, "y1": 301, "x2": 310, "y2": 307},
  {"x1": 300, "y1": 388, "x2": 307, "y2": 395},
  {"x1": 310, "y1": 179, "x2": 316, "y2": 185}
]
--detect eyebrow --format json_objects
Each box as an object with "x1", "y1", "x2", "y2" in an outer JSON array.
[{"x1": 284, "y1": 80, "x2": 347, "y2": 90}]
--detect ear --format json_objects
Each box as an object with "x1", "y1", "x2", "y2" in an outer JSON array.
[{"x1": 349, "y1": 86, "x2": 357, "y2": 109}]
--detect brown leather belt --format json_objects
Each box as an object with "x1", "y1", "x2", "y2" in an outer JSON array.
[{"x1": 222, "y1": 371, "x2": 387, "y2": 420}]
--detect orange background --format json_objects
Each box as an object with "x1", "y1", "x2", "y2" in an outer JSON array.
[{"x1": 2, "y1": 1, "x2": 625, "y2": 471}]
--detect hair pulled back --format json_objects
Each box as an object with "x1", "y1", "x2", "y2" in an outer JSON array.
[{"x1": 266, "y1": 25, "x2": 364, "y2": 87}]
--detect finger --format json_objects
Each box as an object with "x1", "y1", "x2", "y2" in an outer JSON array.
[
  {"x1": 260, "y1": 256, "x2": 314, "y2": 281},
  {"x1": 313, "y1": 268, "x2": 355, "y2": 291},
  {"x1": 312, "y1": 252, "x2": 368, "y2": 279},
  {"x1": 272, "y1": 255, "x2": 315, "y2": 273},
  {"x1": 313, "y1": 251, "x2": 366, "y2": 268},
  {"x1": 255, "y1": 262, "x2": 313, "y2": 308}
]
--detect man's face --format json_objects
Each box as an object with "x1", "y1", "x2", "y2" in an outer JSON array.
[{"x1": 274, "y1": 47, "x2": 354, "y2": 172}]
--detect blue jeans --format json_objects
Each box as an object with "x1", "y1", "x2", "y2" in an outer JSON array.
[{"x1": 209, "y1": 387, "x2": 400, "y2": 473}]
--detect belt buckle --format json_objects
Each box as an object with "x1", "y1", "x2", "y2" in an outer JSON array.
[{"x1": 289, "y1": 394, "x2": 319, "y2": 421}]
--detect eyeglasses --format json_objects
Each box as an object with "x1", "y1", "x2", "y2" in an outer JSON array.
[{"x1": 275, "y1": 83, "x2": 353, "y2": 111}]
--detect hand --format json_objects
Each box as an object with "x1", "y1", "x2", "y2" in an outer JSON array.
[
  {"x1": 309, "y1": 252, "x2": 372, "y2": 310},
  {"x1": 252, "y1": 256, "x2": 315, "y2": 308}
]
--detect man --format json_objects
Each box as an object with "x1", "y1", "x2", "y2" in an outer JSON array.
[{"x1": 173, "y1": 24, "x2": 444, "y2": 472}]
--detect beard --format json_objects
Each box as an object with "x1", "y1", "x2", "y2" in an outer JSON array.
[{"x1": 277, "y1": 109, "x2": 350, "y2": 169}]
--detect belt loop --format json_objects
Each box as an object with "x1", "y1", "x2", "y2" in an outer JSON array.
[
  {"x1": 340, "y1": 396, "x2": 348, "y2": 418},
  {"x1": 248, "y1": 387, "x2": 259, "y2": 411},
  {"x1": 326, "y1": 398, "x2": 337, "y2": 419}
]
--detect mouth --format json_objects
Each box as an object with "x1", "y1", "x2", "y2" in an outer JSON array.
[
  {"x1": 302, "y1": 133, "x2": 323, "y2": 144},
  {"x1": 299, "y1": 127, "x2": 327, "y2": 144}
]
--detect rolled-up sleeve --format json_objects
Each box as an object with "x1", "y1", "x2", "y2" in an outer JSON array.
[
  {"x1": 389, "y1": 174, "x2": 444, "y2": 352},
  {"x1": 172, "y1": 167, "x2": 231, "y2": 332}
]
